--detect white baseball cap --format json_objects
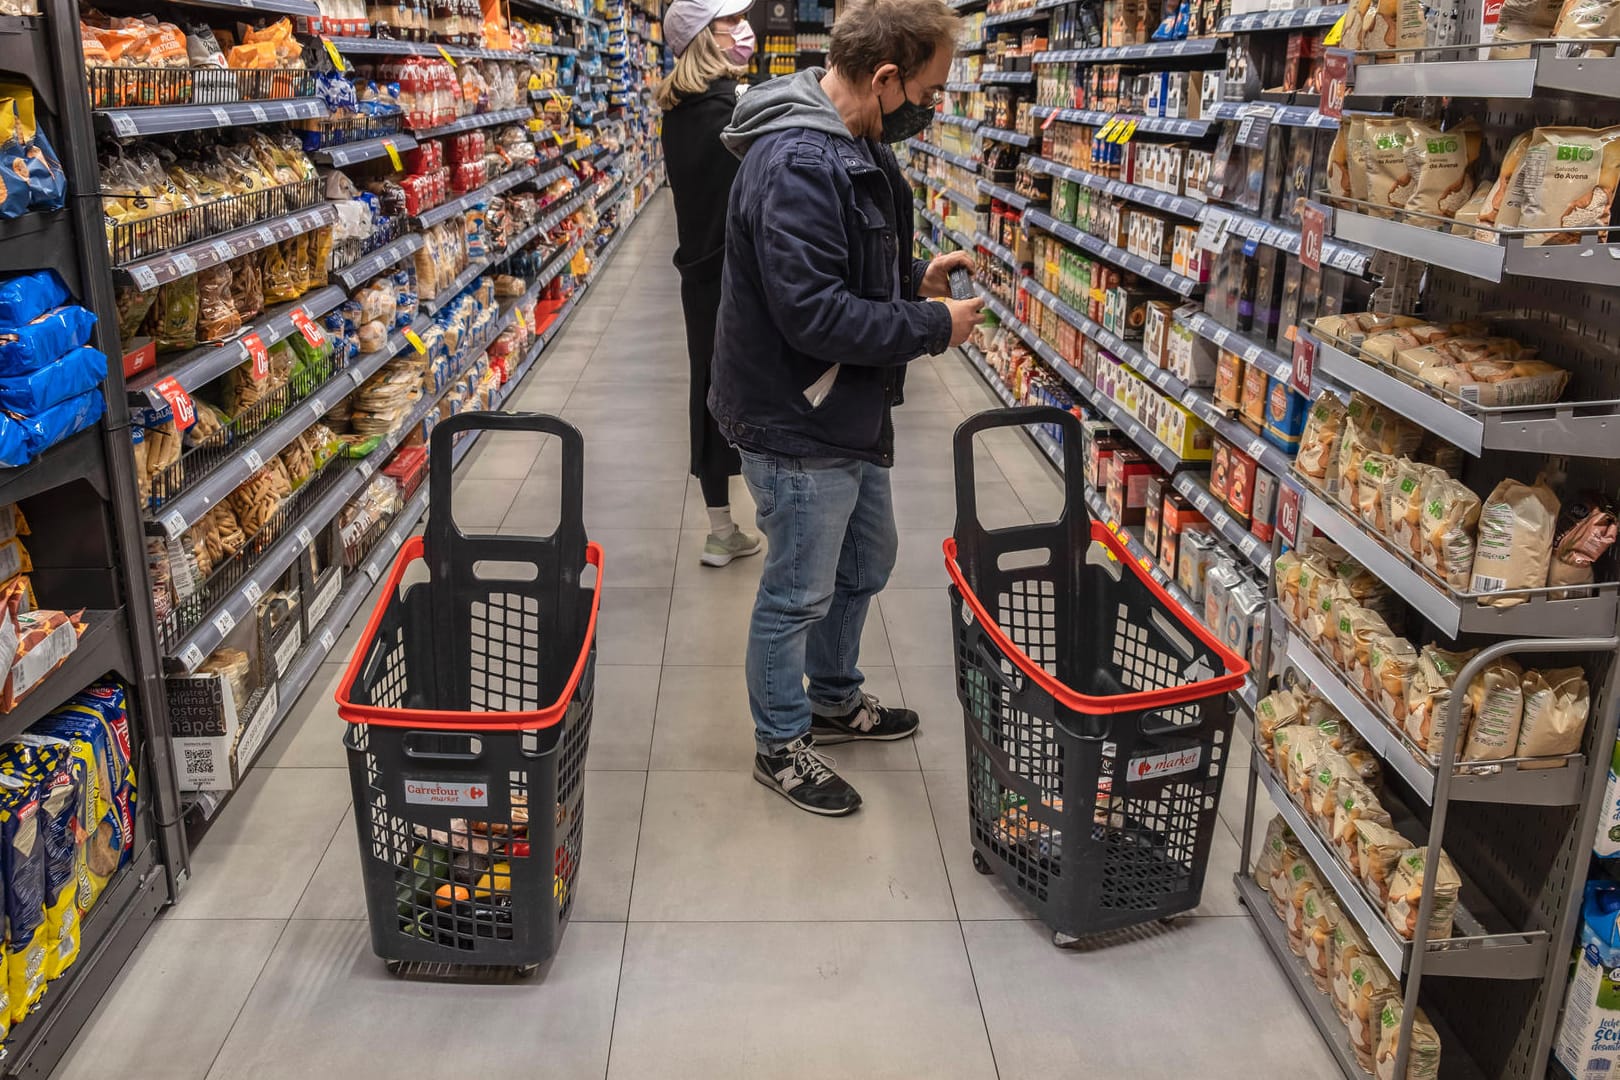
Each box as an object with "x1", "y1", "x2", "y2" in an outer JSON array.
[{"x1": 665, "y1": 0, "x2": 753, "y2": 57}]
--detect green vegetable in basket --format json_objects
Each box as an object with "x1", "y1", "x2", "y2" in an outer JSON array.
[{"x1": 395, "y1": 841, "x2": 453, "y2": 917}]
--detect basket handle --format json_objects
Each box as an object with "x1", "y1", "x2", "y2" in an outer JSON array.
[
  {"x1": 951, "y1": 406, "x2": 1087, "y2": 589},
  {"x1": 429, "y1": 409, "x2": 585, "y2": 549}
]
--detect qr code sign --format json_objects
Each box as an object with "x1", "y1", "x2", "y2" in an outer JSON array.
[{"x1": 185, "y1": 747, "x2": 212, "y2": 775}]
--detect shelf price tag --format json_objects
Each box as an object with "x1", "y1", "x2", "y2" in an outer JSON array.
[
  {"x1": 323, "y1": 37, "x2": 349, "y2": 72},
  {"x1": 243, "y1": 581, "x2": 264, "y2": 606},
  {"x1": 180, "y1": 643, "x2": 206, "y2": 671},
  {"x1": 243, "y1": 333, "x2": 270, "y2": 380},
  {"x1": 295, "y1": 525, "x2": 315, "y2": 549},
  {"x1": 404, "y1": 328, "x2": 427, "y2": 354},
  {"x1": 290, "y1": 308, "x2": 326, "y2": 347},
  {"x1": 1320, "y1": 48, "x2": 1351, "y2": 120},
  {"x1": 243, "y1": 448, "x2": 263, "y2": 472},
  {"x1": 1289, "y1": 334, "x2": 1317, "y2": 399},
  {"x1": 109, "y1": 113, "x2": 138, "y2": 138},
  {"x1": 383, "y1": 139, "x2": 404, "y2": 171},
  {"x1": 212, "y1": 609, "x2": 237, "y2": 638},
  {"x1": 209, "y1": 106, "x2": 234, "y2": 128},
  {"x1": 320, "y1": 629, "x2": 337, "y2": 653},
  {"x1": 1299, "y1": 201, "x2": 1329, "y2": 271},
  {"x1": 153, "y1": 376, "x2": 196, "y2": 432},
  {"x1": 1195, "y1": 207, "x2": 1232, "y2": 253},
  {"x1": 437, "y1": 44, "x2": 458, "y2": 66}
]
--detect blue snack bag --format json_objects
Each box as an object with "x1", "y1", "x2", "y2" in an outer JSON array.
[
  {"x1": 0, "y1": 411, "x2": 31, "y2": 466},
  {"x1": 17, "y1": 389, "x2": 104, "y2": 455},
  {"x1": 0, "y1": 346, "x2": 106, "y2": 415},
  {"x1": 0, "y1": 272, "x2": 69, "y2": 327},
  {"x1": 0, "y1": 305, "x2": 96, "y2": 374}
]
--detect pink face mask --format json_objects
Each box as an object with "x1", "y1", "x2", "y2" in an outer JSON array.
[{"x1": 722, "y1": 19, "x2": 755, "y2": 64}]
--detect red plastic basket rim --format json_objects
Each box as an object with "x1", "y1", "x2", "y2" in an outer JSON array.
[
  {"x1": 335, "y1": 534, "x2": 605, "y2": 731},
  {"x1": 942, "y1": 521, "x2": 1249, "y2": 716}
]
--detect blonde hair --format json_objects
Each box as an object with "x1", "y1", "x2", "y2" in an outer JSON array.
[{"x1": 655, "y1": 24, "x2": 746, "y2": 110}]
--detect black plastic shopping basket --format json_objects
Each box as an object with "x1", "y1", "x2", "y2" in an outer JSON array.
[
  {"x1": 945, "y1": 407, "x2": 1249, "y2": 946},
  {"x1": 336, "y1": 411, "x2": 603, "y2": 975}
]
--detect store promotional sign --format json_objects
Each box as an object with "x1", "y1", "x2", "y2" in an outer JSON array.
[
  {"x1": 1290, "y1": 334, "x2": 1317, "y2": 397},
  {"x1": 1320, "y1": 49, "x2": 1351, "y2": 119},
  {"x1": 1276, "y1": 475, "x2": 1306, "y2": 548},
  {"x1": 1300, "y1": 201, "x2": 1329, "y2": 271}
]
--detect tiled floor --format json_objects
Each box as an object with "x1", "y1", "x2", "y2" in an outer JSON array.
[{"x1": 54, "y1": 192, "x2": 1334, "y2": 1079}]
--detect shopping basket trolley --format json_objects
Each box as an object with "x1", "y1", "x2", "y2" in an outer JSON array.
[
  {"x1": 336, "y1": 411, "x2": 603, "y2": 975},
  {"x1": 945, "y1": 406, "x2": 1249, "y2": 947}
]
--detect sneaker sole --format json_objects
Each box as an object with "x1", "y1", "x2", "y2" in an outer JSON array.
[
  {"x1": 807, "y1": 726, "x2": 918, "y2": 745},
  {"x1": 751, "y1": 765, "x2": 861, "y2": 816},
  {"x1": 700, "y1": 543, "x2": 762, "y2": 568}
]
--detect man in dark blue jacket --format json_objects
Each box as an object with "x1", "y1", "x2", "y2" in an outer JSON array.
[{"x1": 711, "y1": 0, "x2": 982, "y2": 816}]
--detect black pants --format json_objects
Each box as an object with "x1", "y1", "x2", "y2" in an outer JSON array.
[
  {"x1": 699, "y1": 462, "x2": 730, "y2": 508},
  {"x1": 681, "y1": 273, "x2": 741, "y2": 510}
]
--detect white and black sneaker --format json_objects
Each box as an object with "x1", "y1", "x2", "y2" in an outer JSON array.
[
  {"x1": 810, "y1": 692, "x2": 920, "y2": 745},
  {"x1": 753, "y1": 735, "x2": 862, "y2": 816}
]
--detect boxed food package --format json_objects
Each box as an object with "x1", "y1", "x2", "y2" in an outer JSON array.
[
  {"x1": 1161, "y1": 491, "x2": 1209, "y2": 578},
  {"x1": 1158, "y1": 396, "x2": 1215, "y2": 460},
  {"x1": 1143, "y1": 474, "x2": 1168, "y2": 558},
  {"x1": 167, "y1": 639, "x2": 277, "y2": 792},
  {"x1": 1082, "y1": 421, "x2": 1125, "y2": 489},
  {"x1": 1264, "y1": 375, "x2": 1311, "y2": 452},
  {"x1": 1597, "y1": 740, "x2": 1620, "y2": 860},
  {"x1": 1107, "y1": 449, "x2": 1159, "y2": 526},
  {"x1": 1252, "y1": 467, "x2": 1280, "y2": 543},
  {"x1": 1167, "y1": 318, "x2": 1218, "y2": 386},
  {"x1": 1241, "y1": 362, "x2": 1270, "y2": 432},
  {"x1": 1226, "y1": 445, "x2": 1260, "y2": 524},
  {"x1": 1215, "y1": 349, "x2": 1245, "y2": 411},
  {"x1": 1143, "y1": 301, "x2": 1174, "y2": 367}
]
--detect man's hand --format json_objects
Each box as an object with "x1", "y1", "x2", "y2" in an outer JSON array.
[
  {"x1": 943, "y1": 296, "x2": 985, "y2": 348},
  {"x1": 920, "y1": 250, "x2": 975, "y2": 299}
]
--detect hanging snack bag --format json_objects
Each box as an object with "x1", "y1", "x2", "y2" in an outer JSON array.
[
  {"x1": 1461, "y1": 656, "x2": 1526, "y2": 761},
  {"x1": 1386, "y1": 846, "x2": 1461, "y2": 940},
  {"x1": 1375, "y1": 1002, "x2": 1441, "y2": 1080},
  {"x1": 1470, "y1": 477, "x2": 1560, "y2": 605},
  {"x1": 0, "y1": 86, "x2": 64, "y2": 217},
  {"x1": 1512, "y1": 126, "x2": 1620, "y2": 246},
  {"x1": 1517, "y1": 667, "x2": 1591, "y2": 758}
]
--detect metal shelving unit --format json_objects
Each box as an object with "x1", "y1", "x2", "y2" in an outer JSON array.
[{"x1": 1026, "y1": 207, "x2": 1204, "y2": 295}]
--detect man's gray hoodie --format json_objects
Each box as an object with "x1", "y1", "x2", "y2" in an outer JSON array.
[{"x1": 707, "y1": 69, "x2": 949, "y2": 465}]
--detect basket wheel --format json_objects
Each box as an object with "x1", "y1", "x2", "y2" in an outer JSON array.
[
  {"x1": 1052, "y1": 931, "x2": 1082, "y2": 950},
  {"x1": 517, "y1": 964, "x2": 541, "y2": 978},
  {"x1": 385, "y1": 960, "x2": 406, "y2": 976},
  {"x1": 971, "y1": 850, "x2": 994, "y2": 876}
]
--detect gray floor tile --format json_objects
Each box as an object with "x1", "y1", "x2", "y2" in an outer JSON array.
[
  {"x1": 204, "y1": 920, "x2": 623, "y2": 1080},
  {"x1": 888, "y1": 527, "x2": 953, "y2": 589},
  {"x1": 877, "y1": 587, "x2": 956, "y2": 669},
  {"x1": 171, "y1": 766, "x2": 351, "y2": 920},
  {"x1": 458, "y1": 430, "x2": 547, "y2": 480},
  {"x1": 596, "y1": 587, "x2": 671, "y2": 667},
  {"x1": 254, "y1": 662, "x2": 347, "y2": 769},
  {"x1": 570, "y1": 770, "x2": 647, "y2": 921},
  {"x1": 921, "y1": 768, "x2": 1036, "y2": 922},
  {"x1": 589, "y1": 528, "x2": 679, "y2": 589},
  {"x1": 609, "y1": 921, "x2": 997, "y2": 1080},
  {"x1": 289, "y1": 818, "x2": 364, "y2": 920},
  {"x1": 896, "y1": 665, "x2": 966, "y2": 773},
  {"x1": 891, "y1": 476, "x2": 1032, "y2": 531},
  {"x1": 671, "y1": 527, "x2": 767, "y2": 589},
  {"x1": 663, "y1": 585, "x2": 894, "y2": 669},
  {"x1": 965, "y1": 917, "x2": 1342, "y2": 1079},
  {"x1": 49, "y1": 918, "x2": 286, "y2": 1080},
  {"x1": 445, "y1": 475, "x2": 523, "y2": 530},
  {"x1": 648, "y1": 665, "x2": 917, "y2": 770},
  {"x1": 589, "y1": 664, "x2": 660, "y2": 770},
  {"x1": 630, "y1": 769, "x2": 954, "y2": 921}
]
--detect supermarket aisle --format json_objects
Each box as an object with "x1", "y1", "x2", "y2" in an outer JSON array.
[{"x1": 54, "y1": 190, "x2": 1330, "y2": 1080}]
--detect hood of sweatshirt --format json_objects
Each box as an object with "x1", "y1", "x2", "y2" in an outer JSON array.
[{"x1": 719, "y1": 68, "x2": 852, "y2": 159}]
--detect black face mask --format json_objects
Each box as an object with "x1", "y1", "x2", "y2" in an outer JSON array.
[{"x1": 878, "y1": 82, "x2": 935, "y2": 143}]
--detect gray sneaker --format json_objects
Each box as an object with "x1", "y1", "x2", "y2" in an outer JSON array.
[{"x1": 701, "y1": 529, "x2": 762, "y2": 567}]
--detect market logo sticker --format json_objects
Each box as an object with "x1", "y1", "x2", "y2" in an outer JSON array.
[
  {"x1": 404, "y1": 778, "x2": 490, "y2": 807},
  {"x1": 1128, "y1": 747, "x2": 1203, "y2": 783}
]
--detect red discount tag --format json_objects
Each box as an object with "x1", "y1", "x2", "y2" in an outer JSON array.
[
  {"x1": 1320, "y1": 49, "x2": 1350, "y2": 120},
  {"x1": 1300, "y1": 201, "x2": 1328, "y2": 272},
  {"x1": 290, "y1": 308, "x2": 325, "y2": 348},
  {"x1": 154, "y1": 376, "x2": 196, "y2": 432},
  {"x1": 243, "y1": 333, "x2": 269, "y2": 380},
  {"x1": 1290, "y1": 334, "x2": 1316, "y2": 398},
  {"x1": 1276, "y1": 475, "x2": 1304, "y2": 548}
]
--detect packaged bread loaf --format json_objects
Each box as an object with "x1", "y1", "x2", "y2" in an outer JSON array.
[
  {"x1": 1356, "y1": 818, "x2": 1410, "y2": 903},
  {"x1": 1470, "y1": 478, "x2": 1560, "y2": 605},
  {"x1": 1461, "y1": 657, "x2": 1526, "y2": 761},
  {"x1": 1420, "y1": 474, "x2": 1482, "y2": 590},
  {"x1": 1513, "y1": 126, "x2": 1620, "y2": 246},
  {"x1": 1406, "y1": 644, "x2": 1479, "y2": 755},
  {"x1": 1376, "y1": 1002, "x2": 1441, "y2": 1080},
  {"x1": 199, "y1": 647, "x2": 251, "y2": 715},
  {"x1": 1516, "y1": 666, "x2": 1590, "y2": 757},
  {"x1": 1386, "y1": 847, "x2": 1461, "y2": 941}
]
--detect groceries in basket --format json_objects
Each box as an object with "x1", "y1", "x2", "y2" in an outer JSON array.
[{"x1": 1255, "y1": 815, "x2": 1444, "y2": 1075}]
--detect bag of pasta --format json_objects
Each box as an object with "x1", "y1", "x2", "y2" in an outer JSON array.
[
  {"x1": 261, "y1": 240, "x2": 301, "y2": 305},
  {"x1": 144, "y1": 275, "x2": 198, "y2": 353},
  {"x1": 195, "y1": 263, "x2": 239, "y2": 341},
  {"x1": 229, "y1": 254, "x2": 263, "y2": 321}
]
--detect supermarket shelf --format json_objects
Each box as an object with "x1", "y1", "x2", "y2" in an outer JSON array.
[
  {"x1": 310, "y1": 133, "x2": 419, "y2": 168},
  {"x1": 937, "y1": 113, "x2": 980, "y2": 130},
  {"x1": 414, "y1": 162, "x2": 538, "y2": 228},
  {"x1": 1215, "y1": 205, "x2": 1371, "y2": 276},
  {"x1": 920, "y1": 207, "x2": 976, "y2": 252},
  {"x1": 530, "y1": 86, "x2": 569, "y2": 101},
  {"x1": 0, "y1": 610, "x2": 129, "y2": 744},
  {"x1": 1234, "y1": 875, "x2": 1366, "y2": 1080},
  {"x1": 328, "y1": 37, "x2": 530, "y2": 61},
  {"x1": 1025, "y1": 208, "x2": 1203, "y2": 296},
  {"x1": 1331, "y1": 204, "x2": 1620, "y2": 285},
  {"x1": 97, "y1": 97, "x2": 326, "y2": 139},
  {"x1": 531, "y1": 42, "x2": 580, "y2": 56},
  {"x1": 1175, "y1": 309, "x2": 1292, "y2": 382},
  {"x1": 152, "y1": 314, "x2": 435, "y2": 539},
  {"x1": 1253, "y1": 759, "x2": 1549, "y2": 980},
  {"x1": 945, "y1": 81, "x2": 979, "y2": 93},
  {"x1": 412, "y1": 106, "x2": 532, "y2": 140},
  {"x1": 333, "y1": 233, "x2": 424, "y2": 292},
  {"x1": 978, "y1": 125, "x2": 1032, "y2": 147},
  {"x1": 962, "y1": 343, "x2": 1067, "y2": 469},
  {"x1": 568, "y1": 142, "x2": 606, "y2": 164},
  {"x1": 1349, "y1": 47, "x2": 1620, "y2": 100},
  {"x1": 918, "y1": 231, "x2": 942, "y2": 258},
  {"x1": 0, "y1": 427, "x2": 109, "y2": 507},
  {"x1": 1218, "y1": 3, "x2": 1345, "y2": 30},
  {"x1": 1026, "y1": 154, "x2": 1204, "y2": 218},
  {"x1": 1281, "y1": 620, "x2": 1587, "y2": 806},
  {"x1": 1021, "y1": 278, "x2": 1156, "y2": 382},
  {"x1": 977, "y1": 178, "x2": 1032, "y2": 210},
  {"x1": 170, "y1": 0, "x2": 317, "y2": 13},
  {"x1": 128, "y1": 285, "x2": 348, "y2": 401},
  {"x1": 593, "y1": 177, "x2": 625, "y2": 207},
  {"x1": 983, "y1": 5, "x2": 1049, "y2": 25},
  {"x1": 981, "y1": 69, "x2": 1035, "y2": 84},
  {"x1": 1170, "y1": 472, "x2": 1270, "y2": 573},
  {"x1": 1300, "y1": 485, "x2": 1620, "y2": 639},
  {"x1": 1035, "y1": 37, "x2": 1223, "y2": 63},
  {"x1": 1204, "y1": 100, "x2": 1338, "y2": 129},
  {"x1": 907, "y1": 137, "x2": 979, "y2": 172},
  {"x1": 1180, "y1": 392, "x2": 1294, "y2": 478},
  {"x1": 513, "y1": 0, "x2": 592, "y2": 18},
  {"x1": 114, "y1": 203, "x2": 339, "y2": 292},
  {"x1": 1029, "y1": 103, "x2": 1213, "y2": 138},
  {"x1": 974, "y1": 232, "x2": 1022, "y2": 272},
  {"x1": 1312, "y1": 335, "x2": 1620, "y2": 458}
]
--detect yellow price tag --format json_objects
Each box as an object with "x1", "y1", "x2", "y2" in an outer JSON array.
[
  {"x1": 1323, "y1": 12, "x2": 1346, "y2": 44},
  {"x1": 436, "y1": 45, "x2": 457, "y2": 67},
  {"x1": 323, "y1": 38, "x2": 348, "y2": 72},
  {"x1": 383, "y1": 139, "x2": 403, "y2": 171},
  {"x1": 404, "y1": 328, "x2": 427, "y2": 354},
  {"x1": 516, "y1": 307, "x2": 527, "y2": 330},
  {"x1": 528, "y1": 118, "x2": 543, "y2": 132},
  {"x1": 528, "y1": 74, "x2": 541, "y2": 90},
  {"x1": 1112, "y1": 120, "x2": 1137, "y2": 144},
  {"x1": 1097, "y1": 118, "x2": 1122, "y2": 140}
]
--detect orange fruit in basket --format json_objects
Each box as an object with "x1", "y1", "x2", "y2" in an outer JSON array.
[{"x1": 433, "y1": 883, "x2": 470, "y2": 908}]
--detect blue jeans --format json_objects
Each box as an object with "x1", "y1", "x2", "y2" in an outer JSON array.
[{"x1": 739, "y1": 451, "x2": 898, "y2": 753}]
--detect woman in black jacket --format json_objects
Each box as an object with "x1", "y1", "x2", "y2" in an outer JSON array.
[{"x1": 658, "y1": 0, "x2": 761, "y2": 567}]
